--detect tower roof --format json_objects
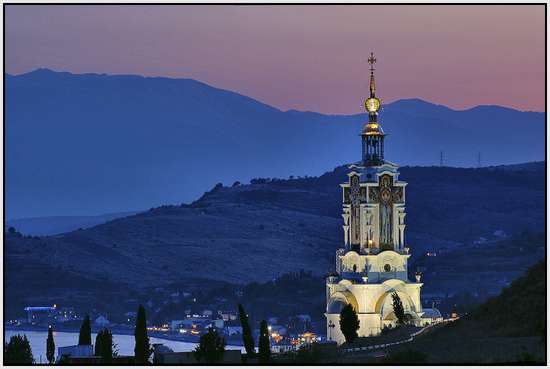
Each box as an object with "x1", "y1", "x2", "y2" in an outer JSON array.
[{"x1": 362, "y1": 122, "x2": 385, "y2": 136}]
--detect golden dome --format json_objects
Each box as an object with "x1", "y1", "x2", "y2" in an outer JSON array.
[{"x1": 362, "y1": 122, "x2": 385, "y2": 136}]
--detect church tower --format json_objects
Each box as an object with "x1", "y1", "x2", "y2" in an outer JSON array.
[{"x1": 325, "y1": 53, "x2": 427, "y2": 344}]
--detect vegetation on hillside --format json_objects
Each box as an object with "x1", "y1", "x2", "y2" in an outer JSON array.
[{"x1": 387, "y1": 260, "x2": 546, "y2": 364}]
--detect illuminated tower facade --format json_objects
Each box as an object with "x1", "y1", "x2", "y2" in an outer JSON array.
[{"x1": 325, "y1": 53, "x2": 428, "y2": 344}]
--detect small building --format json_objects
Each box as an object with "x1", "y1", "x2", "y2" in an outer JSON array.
[
  {"x1": 24, "y1": 306, "x2": 56, "y2": 324},
  {"x1": 219, "y1": 311, "x2": 238, "y2": 321},
  {"x1": 450, "y1": 305, "x2": 459, "y2": 320},
  {"x1": 271, "y1": 340, "x2": 294, "y2": 354},
  {"x1": 420, "y1": 308, "x2": 443, "y2": 325},
  {"x1": 152, "y1": 343, "x2": 173, "y2": 363},
  {"x1": 225, "y1": 326, "x2": 243, "y2": 336},
  {"x1": 53, "y1": 307, "x2": 79, "y2": 323},
  {"x1": 299, "y1": 332, "x2": 318, "y2": 345},
  {"x1": 56, "y1": 345, "x2": 94, "y2": 363}
]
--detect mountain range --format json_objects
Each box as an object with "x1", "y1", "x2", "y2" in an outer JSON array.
[{"x1": 5, "y1": 69, "x2": 545, "y2": 219}]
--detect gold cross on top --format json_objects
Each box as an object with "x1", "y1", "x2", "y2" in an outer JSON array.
[{"x1": 368, "y1": 52, "x2": 376, "y2": 71}]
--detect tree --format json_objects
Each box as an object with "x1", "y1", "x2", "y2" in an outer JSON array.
[
  {"x1": 46, "y1": 326, "x2": 55, "y2": 364},
  {"x1": 95, "y1": 329, "x2": 115, "y2": 363},
  {"x1": 258, "y1": 320, "x2": 271, "y2": 363},
  {"x1": 392, "y1": 292, "x2": 406, "y2": 325},
  {"x1": 4, "y1": 334, "x2": 34, "y2": 364},
  {"x1": 78, "y1": 315, "x2": 92, "y2": 345},
  {"x1": 238, "y1": 304, "x2": 255, "y2": 357},
  {"x1": 134, "y1": 304, "x2": 152, "y2": 363},
  {"x1": 193, "y1": 328, "x2": 226, "y2": 363},
  {"x1": 339, "y1": 303, "x2": 360, "y2": 344}
]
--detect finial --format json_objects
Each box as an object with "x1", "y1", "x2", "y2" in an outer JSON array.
[
  {"x1": 368, "y1": 52, "x2": 377, "y2": 96},
  {"x1": 367, "y1": 52, "x2": 376, "y2": 72}
]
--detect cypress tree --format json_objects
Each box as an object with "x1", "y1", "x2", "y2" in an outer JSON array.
[
  {"x1": 258, "y1": 320, "x2": 271, "y2": 363},
  {"x1": 78, "y1": 315, "x2": 92, "y2": 345},
  {"x1": 94, "y1": 330, "x2": 103, "y2": 356},
  {"x1": 193, "y1": 328, "x2": 226, "y2": 363},
  {"x1": 339, "y1": 303, "x2": 360, "y2": 344},
  {"x1": 391, "y1": 292, "x2": 406, "y2": 325},
  {"x1": 95, "y1": 329, "x2": 114, "y2": 363},
  {"x1": 134, "y1": 304, "x2": 151, "y2": 363},
  {"x1": 46, "y1": 326, "x2": 55, "y2": 364},
  {"x1": 238, "y1": 304, "x2": 255, "y2": 357}
]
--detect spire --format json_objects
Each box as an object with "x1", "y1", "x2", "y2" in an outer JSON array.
[
  {"x1": 361, "y1": 52, "x2": 385, "y2": 166},
  {"x1": 368, "y1": 52, "x2": 376, "y2": 97}
]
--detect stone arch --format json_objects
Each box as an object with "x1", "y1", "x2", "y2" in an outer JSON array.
[
  {"x1": 372, "y1": 280, "x2": 417, "y2": 314},
  {"x1": 341, "y1": 251, "x2": 362, "y2": 272},
  {"x1": 378, "y1": 291, "x2": 415, "y2": 320},
  {"x1": 327, "y1": 291, "x2": 359, "y2": 314}
]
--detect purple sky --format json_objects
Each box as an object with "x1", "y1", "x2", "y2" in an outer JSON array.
[{"x1": 5, "y1": 5, "x2": 545, "y2": 114}]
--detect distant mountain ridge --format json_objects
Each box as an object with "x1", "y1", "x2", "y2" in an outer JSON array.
[
  {"x1": 6, "y1": 69, "x2": 545, "y2": 218},
  {"x1": 6, "y1": 211, "x2": 140, "y2": 236}
]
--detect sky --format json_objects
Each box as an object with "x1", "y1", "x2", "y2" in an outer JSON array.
[{"x1": 5, "y1": 5, "x2": 545, "y2": 114}]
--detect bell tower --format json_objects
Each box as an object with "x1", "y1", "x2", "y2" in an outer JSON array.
[{"x1": 326, "y1": 53, "x2": 427, "y2": 344}]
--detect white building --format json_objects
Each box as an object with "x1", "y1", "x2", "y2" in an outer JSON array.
[{"x1": 326, "y1": 53, "x2": 429, "y2": 345}]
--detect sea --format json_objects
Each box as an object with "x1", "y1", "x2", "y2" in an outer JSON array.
[{"x1": 5, "y1": 329, "x2": 244, "y2": 364}]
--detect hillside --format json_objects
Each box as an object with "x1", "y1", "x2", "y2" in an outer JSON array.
[
  {"x1": 6, "y1": 69, "x2": 545, "y2": 219},
  {"x1": 386, "y1": 260, "x2": 546, "y2": 364},
  {"x1": 4, "y1": 162, "x2": 545, "y2": 318}
]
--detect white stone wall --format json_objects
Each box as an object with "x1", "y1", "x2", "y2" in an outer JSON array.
[
  {"x1": 327, "y1": 162, "x2": 423, "y2": 346},
  {"x1": 326, "y1": 277, "x2": 424, "y2": 345}
]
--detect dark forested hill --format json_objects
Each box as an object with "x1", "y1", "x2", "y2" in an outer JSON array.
[
  {"x1": 5, "y1": 162, "x2": 545, "y2": 318},
  {"x1": 6, "y1": 69, "x2": 545, "y2": 219},
  {"x1": 386, "y1": 260, "x2": 546, "y2": 364}
]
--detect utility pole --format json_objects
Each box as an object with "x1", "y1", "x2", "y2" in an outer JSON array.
[
  {"x1": 477, "y1": 152, "x2": 481, "y2": 168},
  {"x1": 440, "y1": 151, "x2": 444, "y2": 167}
]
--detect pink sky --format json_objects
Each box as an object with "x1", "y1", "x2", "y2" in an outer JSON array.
[{"x1": 5, "y1": 5, "x2": 545, "y2": 114}]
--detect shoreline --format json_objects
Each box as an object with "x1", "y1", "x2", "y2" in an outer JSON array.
[{"x1": 4, "y1": 327, "x2": 243, "y2": 347}]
